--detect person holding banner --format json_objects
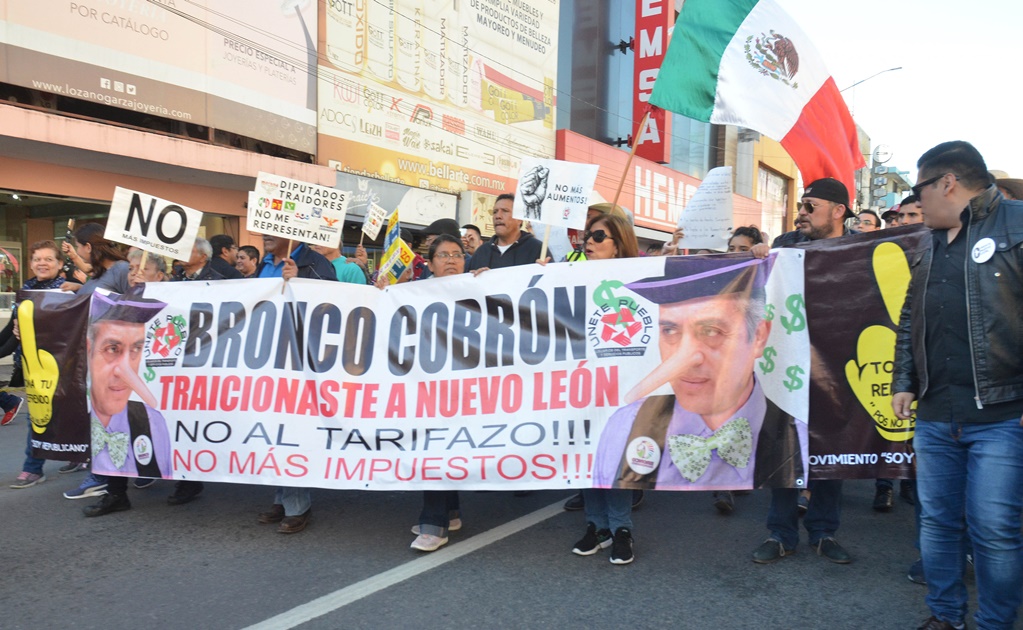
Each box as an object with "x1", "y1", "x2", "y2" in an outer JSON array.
[
  {"x1": 567, "y1": 212, "x2": 641, "y2": 565},
  {"x1": 409, "y1": 234, "x2": 472, "y2": 552},
  {"x1": 893, "y1": 141, "x2": 1023, "y2": 630},
  {"x1": 467, "y1": 194, "x2": 545, "y2": 272},
  {"x1": 254, "y1": 233, "x2": 337, "y2": 534},
  {"x1": 83, "y1": 293, "x2": 174, "y2": 517}
]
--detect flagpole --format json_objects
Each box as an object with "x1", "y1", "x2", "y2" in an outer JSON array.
[{"x1": 612, "y1": 110, "x2": 651, "y2": 210}]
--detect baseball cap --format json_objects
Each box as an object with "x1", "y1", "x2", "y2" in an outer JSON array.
[{"x1": 803, "y1": 178, "x2": 853, "y2": 219}]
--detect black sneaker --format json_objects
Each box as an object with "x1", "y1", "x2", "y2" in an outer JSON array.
[
  {"x1": 167, "y1": 480, "x2": 204, "y2": 505},
  {"x1": 572, "y1": 522, "x2": 612, "y2": 556},
  {"x1": 563, "y1": 492, "x2": 584, "y2": 511},
  {"x1": 873, "y1": 486, "x2": 894, "y2": 511},
  {"x1": 83, "y1": 493, "x2": 131, "y2": 517},
  {"x1": 752, "y1": 538, "x2": 795, "y2": 564},
  {"x1": 610, "y1": 527, "x2": 634, "y2": 565}
]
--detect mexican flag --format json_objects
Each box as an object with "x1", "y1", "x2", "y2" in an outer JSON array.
[{"x1": 650, "y1": 0, "x2": 864, "y2": 195}]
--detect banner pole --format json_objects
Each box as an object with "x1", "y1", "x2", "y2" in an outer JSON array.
[
  {"x1": 612, "y1": 110, "x2": 650, "y2": 210},
  {"x1": 138, "y1": 250, "x2": 149, "y2": 281},
  {"x1": 539, "y1": 223, "x2": 552, "y2": 262}
]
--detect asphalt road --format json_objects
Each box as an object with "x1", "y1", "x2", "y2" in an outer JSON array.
[{"x1": 0, "y1": 399, "x2": 944, "y2": 630}]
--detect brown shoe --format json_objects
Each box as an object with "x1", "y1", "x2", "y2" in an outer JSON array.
[
  {"x1": 278, "y1": 510, "x2": 311, "y2": 534},
  {"x1": 257, "y1": 503, "x2": 285, "y2": 524}
]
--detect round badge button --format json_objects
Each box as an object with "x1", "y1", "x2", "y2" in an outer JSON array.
[
  {"x1": 625, "y1": 436, "x2": 661, "y2": 476},
  {"x1": 972, "y1": 238, "x2": 995, "y2": 263}
]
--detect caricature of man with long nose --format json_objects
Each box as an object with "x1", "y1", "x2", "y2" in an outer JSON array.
[{"x1": 87, "y1": 293, "x2": 172, "y2": 479}]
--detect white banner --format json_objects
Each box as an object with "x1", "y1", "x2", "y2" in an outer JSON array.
[
  {"x1": 105, "y1": 187, "x2": 203, "y2": 260},
  {"x1": 247, "y1": 172, "x2": 351, "y2": 247}
]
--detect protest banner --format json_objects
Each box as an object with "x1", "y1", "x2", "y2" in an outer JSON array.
[
  {"x1": 18, "y1": 290, "x2": 91, "y2": 462},
  {"x1": 512, "y1": 158, "x2": 599, "y2": 230},
  {"x1": 104, "y1": 187, "x2": 203, "y2": 260},
  {"x1": 247, "y1": 173, "x2": 351, "y2": 248},
  {"x1": 31, "y1": 232, "x2": 928, "y2": 486},
  {"x1": 675, "y1": 167, "x2": 734, "y2": 252}
]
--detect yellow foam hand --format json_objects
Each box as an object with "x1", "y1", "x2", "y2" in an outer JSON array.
[
  {"x1": 18, "y1": 300, "x2": 61, "y2": 434},
  {"x1": 843, "y1": 242, "x2": 915, "y2": 442}
]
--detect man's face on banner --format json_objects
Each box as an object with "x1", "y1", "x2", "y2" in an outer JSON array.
[
  {"x1": 88, "y1": 320, "x2": 146, "y2": 421},
  {"x1": 657, "y1": 294, "x2": 770, "y2": 422}
]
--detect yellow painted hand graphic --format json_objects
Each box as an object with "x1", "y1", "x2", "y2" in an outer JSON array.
[
  {"x1": 19, "y1": 300, "x2": 60, "y2": 434},
  {"x1": 843, "y1": 242, "x2": 916, "y2": 442}
]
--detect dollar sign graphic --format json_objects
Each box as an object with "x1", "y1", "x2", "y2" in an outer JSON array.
[
  {"x1": 759, "y1": 346, "x2": 776, "y2": 374},
  {"x1": 783, "y1": 365, "x2": 805, "y2": 391},
  {"x1": 764, "y1": 303, "x2": 775, "y2": 321},
  {"x1": 144, "y1": 365, "x2": 156, "y2": 383},
  {"x1": 593, "y1": 280, "x2": 637, "y2": 314},
  {"x1": 781, "y1": 293, "x2": 807, "y2": 335}
]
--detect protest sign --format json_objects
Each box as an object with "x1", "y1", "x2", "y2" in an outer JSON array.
[
  {"x1": 675, "y1": 166, "x2": 734, "y2": 251},
  {"x1": 247, "y1": 172, "x2": 350, "y2": 247},
  {"x1": 105, "y1": 187, "x2": 203, "y2": 260},
  {"x1": 362, "y1": 202, "x2": 389, "y2": 241},
  {"x1": 512, "y1": 158, "x2": 599, "y2": 230}
]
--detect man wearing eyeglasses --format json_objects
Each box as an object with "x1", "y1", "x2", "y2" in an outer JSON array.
[
  {"x1": 856, "y1": 210, "x2": 881, "y2": 232},
  {"x1": 749, "y1": 177, "x2": 854, "y2": 566},
  {"x1": 892, "y1": 141, "x2": 1023, "y2": 630}
]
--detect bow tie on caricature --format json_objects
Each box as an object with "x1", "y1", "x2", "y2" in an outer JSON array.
[{"x1": 668, "y1": 417, "x2": 753, "y2": 482}]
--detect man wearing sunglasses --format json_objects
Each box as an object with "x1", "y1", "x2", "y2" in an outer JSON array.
[
  {"x1": 749, "y1": 177, "x2": 854, "y2": 566},
  {"x1": 892, "y1": 141, "x2": 1023, "y2": 630}
]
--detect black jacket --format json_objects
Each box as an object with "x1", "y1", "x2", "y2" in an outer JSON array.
[
  {"x1": 174, "y1": 261, "x2": 226, "y2": 282},
  {"x1": 209, "y1": 256, "x2": 243, "y2": 279},
  {"x1": 467, "y1": 231, "x2": 543, "y2": 270},
  {"x1": 893, "y1": 187, "x2": 1023, "y2": 406},
  {"x1": 255, "y1": 244, "x2": 338, "y2": 281}
]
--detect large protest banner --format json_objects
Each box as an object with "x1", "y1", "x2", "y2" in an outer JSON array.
[{"x1": 31, "y1": 231, "x2": 929, "y2": 487}]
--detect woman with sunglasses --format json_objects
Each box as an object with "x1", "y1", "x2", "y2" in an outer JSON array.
[
  {"x1": 571, "y1": 212, "x2": 641, "y2": 564},
  {"x1": 408, "y1": 234, "x2": 470, "y2": 551}
]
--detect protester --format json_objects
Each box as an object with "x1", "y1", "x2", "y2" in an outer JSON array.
[
  {"x1": 208, "y1": 234, "x2": 243, "y2": 279},
  {"x1": 565, "y1": 212, "x2": 641, "y2": 565},
  {"x1": 893, "y1": 141, "x2": 1023, "y2": 630},
  {"x1": 409, "y1": 234, "x2": 471, "y2": 552},
  {"x1": 855, "y1": 210, "x2": 881, "y2": 233},
  {"x1": 467, "y1": 194, "x2": 544, "y2": 271},
  {"x1": 727, "y1": 226, "x2": 764, "y2": 253},
  {"x1": 236, "y1": 245, "x2": 260, "y2": 278},
  {"x1": 882, "y1": 207, "x2": 901, "y2": 228},
  {"x1": 898, "y1": 194, "x2": 923, "y2": 225},
  {"x1": 311, "y1": 243, "x2": 368, "y2": 285},
  {"x1": 749, "y1": 177, "x2": 854, "y2": 565},
  {"x1": 172, "y1": 238, "x2": 227, "y2": 282},
  {"x1": 461, "y1": 223, "x2": 482, "y2": 255},
  {"x1": 254, "y1": 234, "x2": 337, "y2": 533},
  {"x1": 8, "y1": 241, "x2": 65, "y2": 488},
  {"x1": 127, "y1": 250, "x2": 168, "y2": 286}
]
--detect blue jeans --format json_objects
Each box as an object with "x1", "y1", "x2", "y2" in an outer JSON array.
[
  {"x1": 582, "y1": 488, "x2": 632, "y2": 533},
  {"x1": 418, "y1": 491, "x2": 460, "y2": 537},
  {"x1": 22, "y1": 422, "x2": 46, "y2": 476},
  {"x1": 274, "y1": 487, "x2": 311, "y2": 517},
  {"x1": 0, "y1": 390, "x2": 20, "y2": 411},
  {"x1": 767, "y1": 480, "x2": 842, "y2": 548},
  {"x1": 915, "y1": 417, "x2": 1023, "y2": 629}
]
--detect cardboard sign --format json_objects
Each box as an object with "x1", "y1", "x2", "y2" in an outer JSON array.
[
  {"x1": 105, "y1": 187, "x2": 203, "y2": 260},
  {"x1": 248, "y1": 172, "x2": 351, "y2": 248},
  {"x1": 363, "y1": 202, "x2": 389, "y2": 240},
  {"x1": 380, "y1": 238, "x2": 416, "y2": 285},
  {"x1": 676, "y1": 166, "x2": 734, "y2": 251},
  {"x1": 512, "y1": 158, "x2": 599, "y2": 230}
]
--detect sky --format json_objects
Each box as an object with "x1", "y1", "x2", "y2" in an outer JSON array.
[{"x1": 776, "y1": 0, "x2": 1023, "y2": 181}]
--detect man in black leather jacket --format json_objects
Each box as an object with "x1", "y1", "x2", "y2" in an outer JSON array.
[{"x1": 892, "y1": 141, "x2": 1023, "y2": 630}]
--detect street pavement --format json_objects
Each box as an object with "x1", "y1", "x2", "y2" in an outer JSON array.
[{"x1": 0, "y1": 396, "x2": 949, "y2": 630}]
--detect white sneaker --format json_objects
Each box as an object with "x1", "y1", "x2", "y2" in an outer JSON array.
[
  {"x1": 410, "y1": 534, "x2": 448, "y2": 552},
  {"x1": 410, "y1": 518, "x2": 462, "y2": 535}
]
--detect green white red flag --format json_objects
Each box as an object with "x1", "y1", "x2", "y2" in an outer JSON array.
[{"x1": 650, "y1": 0, "x2": 864, "y2": 195}]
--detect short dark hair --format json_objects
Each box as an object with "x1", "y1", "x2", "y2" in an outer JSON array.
[
  {"x1": 730, "y1": 225, "x2": 764, "y2": 245},
  {"x1": 427, "y1": 233, "x2": 465, "y2": 260},
  {"x1": 899, "y1": 194, "x2": 918, "y2": 206},
  {"x1": 239, "y1": 245, "x2": 260, "y2": 261},
  {"x1": 495, "y1": 193, "x2": 515, "y2": 205},
  {"x1": 209, "y1": 234, "x2": 235, "y2": 257},
  {"x1": 858, "y1": 210, "x2": 880, "y2": 223},
  {"x1": 462, "y1": 224, "x2": 482, "y2": 238},
  {"x1": 917, "y1": 141, "x2": 991, "y2": 190}
]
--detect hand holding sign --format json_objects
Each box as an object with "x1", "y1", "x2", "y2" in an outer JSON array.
[{"x1": 18, "y1": 300, "x2": 59, "y2": 434}]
